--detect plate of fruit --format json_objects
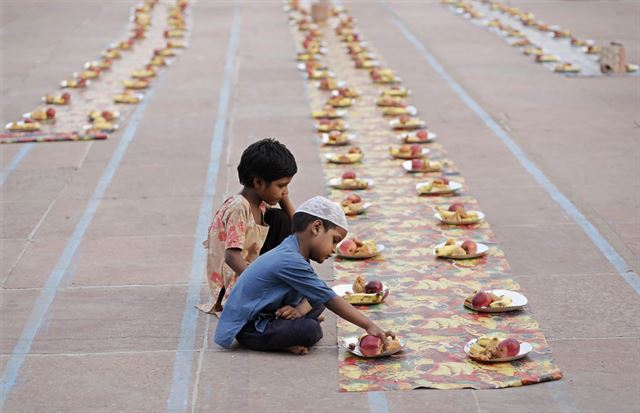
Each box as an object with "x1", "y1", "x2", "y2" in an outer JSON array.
[
  {"x1": 389, "y1": 115, "x2": 426, "y2": 130},
  {"x1": 340, "y1": 194, "x2": 371, "y2": 216},
  {"x1": 416, "y1": 178, "x2": 462, "y2": 195},
  {"x1": 337, "y1": 237, "x2": 384, "y2": 259},
  {"x1": 464, "y1": 290, "x2": 528, "y2": 312},
  {"x1": 326, "y1": 95, "x2": 353, "y2": 108},
  {"x1": 321, "y1": 132, "x2": 356, "y2": 146},
  {"x1": 333, "y1": 276, "x2": 388, "y2": 305},
  {"x1": 402, "y1": 159, "x2": 444, "y2": 173},
  {"x1": 396, "y1": 129, "x2": 436, "y2": 144},
  {"x1": 389, "y1": 144, "x2": 430, "y2": 160},
  {"x1": 312, "y1": 107, "x2": 347, "y2": 119},
  {"x1": 23, "y1": 108, "x2": 56, "y2": 122},
  {"x1": 342, "y1": 334, "x2": 405, "y2": 358},
  {"x1": 329, "y1": 171, "x2": 373, "y2": 190},
  {"x1": 114, "y1": 91, "x2": 144, "y2": 104},
  {"x1": 382, "y1": 106, "x2": 418, "y2": 117},
  {"x1": 376, "y1": 96, "x2": 406, "y2": 107},
  {"x1": 60, "y1": 79, "x2": 89, "y2": 88},
  {"x1": 43, "y1": 92, "x2": 71, "y2": 105},
  {"x1": 380, "y1": 86, "x2": 411, "y2": 97},
  {"x1": 331, "y1": 87, "x2": 360, "y2": 99},
  {"x1": 5, "y1": 120, "x2": 41, "y2": 132},
  {"x1": 88, "y1": 110, "x2": 120, "y2": 122},
  {"x1": 465, "y1": 336, "x2": 532, "y2": 362},
  {"x1": 434, "y1": 203, "x2": 485, "y2": 225},
  {"x1": 434, "y1": 239, "x2": 488, "y2": 259},
  {"x1": 325, "y1": 148, "x2": 363, "y2": 164},
  {"x1": 316, "y1": 119, "x2": 348, "y2": 133}
]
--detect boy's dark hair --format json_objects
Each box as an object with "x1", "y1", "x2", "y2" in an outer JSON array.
[
  {"x1": 238, "y1": 138, "x2": 297, "y2": 187},
  {"x1": 292, "y1": 212, "x2": 337, "y2": 233}
]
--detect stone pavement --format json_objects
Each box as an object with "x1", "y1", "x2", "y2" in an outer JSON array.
[{"x1": 1, "y1": 1, "x2": 638, "y2": 412}]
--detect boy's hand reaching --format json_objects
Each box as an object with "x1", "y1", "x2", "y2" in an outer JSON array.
[
  {"x1": 366, "y1": 324, "x2": 395, "y2": 341},
  {"x1": 275, "y1": 305, "x2": 303, "y2": 320}
]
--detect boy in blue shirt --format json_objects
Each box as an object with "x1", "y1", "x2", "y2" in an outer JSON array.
[{"x1": 214, "y1": 196, "x2": 394, "y2": 354}]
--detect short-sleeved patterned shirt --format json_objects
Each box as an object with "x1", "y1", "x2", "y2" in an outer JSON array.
[{"x1": 197, "y1": 195, "x2": 269, "y2": 314}]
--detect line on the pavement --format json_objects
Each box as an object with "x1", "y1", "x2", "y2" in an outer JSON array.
[
  {"x1": 0, "y1": 143, "x2": 34, "y2": 186},
  {"x1": 0, "y1": 67, "x2": 166, "y2": 411},
  {"x1": 166, "y1": 4, "x2": 241, "y2": 413},
  {"x1": 368, "y1": 392, "x2": 391, "y2": 413},
  {"x1": 380, "y1": 1, "x2": 640, "y2": 295},
  {"x1": 380, "y1": 2, "x2": 584, "y2": 412}
]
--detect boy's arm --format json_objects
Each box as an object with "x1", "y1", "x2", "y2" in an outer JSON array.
[
  {"x1": 278, "y1": 189, "x2": 296, "y2": 220},
  {"x1": 325, "y1": 295, "x2": 395, "y2": 339},
  {"x1": 276, "y1": 298, "x2": 312, "y2": 320},
  {"x1": 224, "y1": 248, "x2": 248, "y2": 275}
]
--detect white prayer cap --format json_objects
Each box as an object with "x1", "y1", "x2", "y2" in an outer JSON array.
[{"x1": 295, "y1": 196, "x2": 348, "y2": 232}]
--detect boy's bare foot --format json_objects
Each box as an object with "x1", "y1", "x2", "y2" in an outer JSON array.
[
  {"x1": 317, "y1": 315, "x2": 325, "y2": 323},
  {"x1": 287, "y1": 345, "x2": 309, "y2": 355}
]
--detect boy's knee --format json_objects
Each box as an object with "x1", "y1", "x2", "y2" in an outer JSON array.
[{"x1": 299, "y1": 319, "x2": 323, "y2": 347}]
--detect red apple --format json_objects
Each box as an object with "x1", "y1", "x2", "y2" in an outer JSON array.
[
  {"x1": 410, "y1": 144, "x2": 422, "y2": 156},
  {"x1": 364, "y1": 280, "x2": 383, "y2": 294},
  {"x1": 471, "y1": 291, "x2": 492, "y2": 308},
  {"x1": 497, "y1": 338, "x2": 520, "y2": 358},
  {"x1": 434, "y1": 177, "x2": 449, "y2": 185},
  {"x1": 101, "y1": 111, "x2": 114, "y2": 121},
  {"x1": 346, "y1": 194, "x2": 362, "y2": 203},
  {"x1": 416, "y1": 129, "x2": 428, "y2": 140},
  {"x1": 61, "y1": 92, "x2": 71, "y2": 102},
  {"x1": 359, "y1": 335, "x2": 383, "y2": 357},
  {"x1": 448, "y1": 203, "x2": 465, "y2": 212},
  {"x1": 411, "y1": 159, "x2": 425, "y2": 170},
  {"x1": 342, "y1": 171, "x2": 356, "y2": 180},
  {"x1": 45, "y1": 108, "x2": 56, "y2": 119},
  {"x1": 461, "y1": 239, "x2": 477, "y2": 255},
  {"x1": 339, "y1": 239, "x2": 357, "y2": 255},
  {"x1": 24, "y1": 118, "x2": 33, "y2": 124}
]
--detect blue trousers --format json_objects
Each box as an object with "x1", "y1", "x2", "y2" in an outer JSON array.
[{"x1": 236, "y1": 305, "x2": 325, "y2": 351}]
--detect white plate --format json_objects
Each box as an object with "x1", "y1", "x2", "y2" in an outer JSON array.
[
  {"x1": 82, "y1": 123, "x2": 119, "y2": 132},
  {"x1": 402, "y1": 159, "x2": 445, "y2": 173},
  {"x1": 464, "y1": 289, "x2": 528, "y2": 313},
  {"x1": 314, "y1": 109, "x2": 347, "y2": 119},
  {"x1": 328, "y1": 177, "x2": 374, "y2": 190},
  {"x1": 391, "y1": 148, "x2": 430, "y2": 160},
  {"x1": 316, "y1": 122, "x2": 349, "y2": 132},
  {"x1": 434, "y1": 241, "x2": 489, "y2": 259},
  {"x1": 321, "y1": 133, "x2": 356, "y2": 146},
  {"x1": 324, "y1": 153, "x2": 362, "y2": 164},
  {"x1": 389, "y1": 119, "x2": 427, "y2": 130},
  {"x1": 434, "y1": 210, "x2": 485, "y2": 225},
  {"x1": 336, "y1": 243, "x2": 385, "y2": 259},
  {"x1": 464, "y1": 339, "x2": 533, "y2": 362},
  {"x1": 416, "y1": 181, "x2": 463, "y2": 195},
  {"x1": 332, "y1": 283, "x2": 389, "y2": 306},
  {"x1": 396, "y1": 131, "x2": 436, "y2": 143},
  {"x1": 60, "y1": 80, "x2": 90, "y2": 88},
  {"x1": 342, "y1": 336, "x2": 405, "y2": 358},
  {"x1": 343, "y1": 202, "x2": 372, "y2": 216}
]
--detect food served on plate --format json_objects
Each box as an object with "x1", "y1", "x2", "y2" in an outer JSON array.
[
  {"x1": 114, "y1": 91, "x2": 143, "y2": 104},
  {"x1": 61, "y1": 78, "x2": 88, "y2": 88},
  {"x1": 465, "y1": 291, "x2": 512, "y2": 309},
  {"x1": 416, "y1": 177, "x2": 458, "y2": 195},
  {"x1": 382, "y1": 106, "x2": 416, "y2": 116},
  {"x1": 123, "y1": 79, "x2": 150, "y2": 89},
  {"x1": 326, "y1": 147, "x2": 363, "y2": 164},
  {"x1": 307, "y1": 68, "x2": 333, "y2": 80},
  {"x1": 376, "y1": 96, "x2": 406, "y2": 107},
  {"x1": 347, "y1": 334, "x2": 403, "y2": 357},
  {"x1": 326, "y1": 95, "x2": 353, "y2": 108},
  {"x1": 319, "y1": 77, "x2": 340, "y2": 91},
  {"x1": 131, "y1": 68, "x2": 156, "y2": 78},
  {"x1": 312, "y1": 106, "x2": 344, "y2": 119},
  {"x1": 338, "y1": 237, "x2": 379, "y2": 257},
  {"x1": 523, "y1": 46, "x2": 544, "y2": 56},
  {"x1": 381, "y1": 86, "x2": 410, "y2": 97},
  {"x1": 390, "y1": 144, "x2": 426, "y2": 159},
  {"x1": 535, "y1": 54, "x2": 560, "y2": 63},
  {"x1": 585, "y1": 44, "x2": 602, "y2": 55},
  {"x1": 340, "y1": 194, "x2": 368, "y2": 215},
  {"x1": 554, "y1": 63, "x2": 581, "y2": 73},
  {"x1": 398, "y1": 129, "x2": 434, "y2": 143},
  {"x1": 332, "y1": 171, "x2": 369, "y2": 190},
  {"x1": 76, "y1": 68, "x2": 100, "y2": 80},
  {"x1": 435, "y1": 203, "x2": 484, "y2": 224},
  {"x1": 511, "y1": 38, "x2": 530, "y2": 47},
  {"x1": 390, "y1": 115, "x2": 425, "y2": 130},
  {"x1": 467, "y1": 336, "x2": 523, "y2": 361},
  {"x1": 339, "y1": 275, "x2": 387, "y2": 305},
  {"x1": 25, "y1": 108, "x2": 56, "y2": 121},
  {"x1": 102, "y1": 48, "x2": 121, "y2": 60},
  {"x1": 369, "y1": 68, "x2": 400, "y2": 83},
  {"x1": 316, "y1": 118, "x2": 347, "y2": 132},
  {"x1": 435, "y1": 238, "x2": 486, "y2": 259},
  {"x1": 405, "y1": 158, "x2": 442, "y2": 172},
  {"x1": 332, "y1": 87, "x2": 359, "y2": 98},
  {"x1": 6, "y1": 120, "x2": 41, "y2": 132},
  {"x1": 43, "y1": 93, "x2": 71, "y2": 105},
  {"x1": 321, "y1": 131, "x2": 353, "y2": 145},
  {"x1": 88, "y1": 110, "x2": 119, "y2": 122}
]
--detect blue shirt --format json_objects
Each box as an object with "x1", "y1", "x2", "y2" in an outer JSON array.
[{"x1": 214, "y1": 234, "x2": 337, "y2": 349}]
